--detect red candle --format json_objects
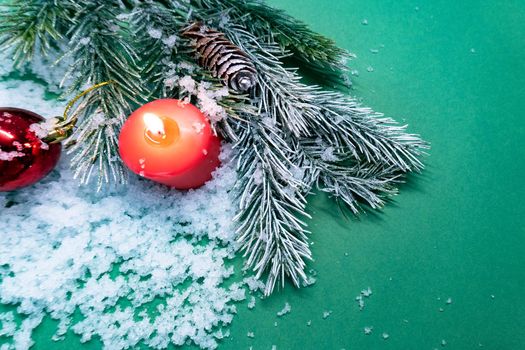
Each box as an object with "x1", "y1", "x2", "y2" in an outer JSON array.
[{"x1": 118, "y1": 99, "x2": 221, "y2": 189}]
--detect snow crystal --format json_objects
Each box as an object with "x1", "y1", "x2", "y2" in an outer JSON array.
[
  {"x1": 28, "y1": 117, "x2": 57, "y2": 139},
  {"x1": 243, "y1": 276, "x2": 265, "y2": 293},
  {"x1": 179, "y1": 75, "x2": 197, "y2": 94},
  {"x1": 361, "y1": 287, "x2": 372, "y2": 297},
  {"x1": 12, "y1": 141, "x2": 23, "y2": 151},
  {"x1": 0, "y1": 312, "x2": 17, "y2": 337},
  {"x1": 0, "y1": 72, "x2": 260, "y2": 349},
  {"x1": 382, "y1": 332, "x2": 389, "y2": 340},
  {"x1": 164, "y1": 76, "x2": 179, "y2": 89},
  {"x1": 177, "y1": 97, "x2": 191, "y2": 107},
  {"x1": 446, "y1": 298, "x2": 453, "y2": 304},
  {"x1": 252, "y1": 165, "x2": 264, "y2": 185},
  {"x1": 355, "y1": 287, "x2": 372, "y2": 311},
  {"x1": 247, "y1": 296, "x2": 256, "y2": 309},
  {"x1": 167, "y1": 68, "x2": 229, "y2": 124},
  {"x1": 247, "y1": 331, "x2": 255, "y2": 338},
  {"x1": 364, "y1": 326, "x2": 373, "y2": 335},
  {"x1": 321, "y1": 146, "x2": 338, "y2": 162},
  {"x1": 195, "y1": 83, "x2": 229, "y2": 122},
  {"x1": 162, "y1": 35, "x2": 178, "y2": 49},
  {"x1": 218, "y1": 13, "x2": 231, "y2": 28},
  {"x1": 193, "y1": 121, "x2": 206, "y2": 134},
  {"x1": 178, "y1": 62, "x2": 196, "y2": 74},
  {"x1": 276, "y1": 302, "x2": 291, "y2": 317},
  {"x1": 290, "y1": 165, "x2": 305, "y2": 182},
  {"x1": 303, "y1": 275, "x2": 316, "y2": 287},
  {"x1": 147, "y1": 27, "x2": 163, "y2": 39},
  {"x1": 261, "y1": 115, "x2": 277, "y2": 128},
  {"x1": 79, "y1": 37, "x2": 91, "y2": 46},
  {"x1": 322, "y1": 310, "x2": 332, "y2": 319},
  {"x1": 0, "y1": 149, "x2": 24, "y2": 161}
]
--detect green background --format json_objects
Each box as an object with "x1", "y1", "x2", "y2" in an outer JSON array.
[{"x1": 3, "y1": 0, "x2": 525, "y2": 349}]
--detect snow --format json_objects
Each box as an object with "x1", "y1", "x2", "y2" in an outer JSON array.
[
  {"x1": 0, "y1": 59, "x2": 260, "y2": 350},
  {"x1": 179, "y1": 75, "x2": 197, "y2": 94},
  {"x1": 0, "y1": 149, "x2": 24, "y2": 161},
  {"x1": 171, "y1": 74, "x2": 229, "y2": 123},
  {"x1": 243, "y1": 276, "x2": 265, "y2": 293},
  {"x1": 79, "y1": 37, "x2": 91, "y2": 46},
  {"x1": 321, "y1": 146, "x2": 338, "y2": 162},
  {"x1": 196, "y1": 84, "x2": 229, "y2": 123},
  {"x1": 0, "y1": 312, "x2": 17, "y2": 337},
  {"x1": 162, "y1": 35, "x2": 178, "y2": 49},
  {"x1": 361, "y1": 287, "x2": 372, "y2": 297},
  {"x1": 28, "y1": 117, "x2": 58, "y2": 139},
  {"x1": 247, "y1": 296, "x2": 256, "y2": 309},
  {"x1": 276, "y1": 302, "x2": 291, "y2": 317},
  {"x1": 355, "y1": 287, "x2": 373, "y2": 311},
  {"x1": 252, "y1": 165, "x2": 264, "y2": 185},
  {"x1": 147, "y1": 27, "x2": 163, "y2": 39},
  {"x1": 193, "y1": 121, "x2": 206, "y2": 134}
]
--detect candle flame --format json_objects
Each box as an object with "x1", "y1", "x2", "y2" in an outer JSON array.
[
  {"x1": 143, "y1": 112, "x2": 168, "y2": 145},
  {"x1": 143, "y1": 113, "x2": 165, "y2": 137}
]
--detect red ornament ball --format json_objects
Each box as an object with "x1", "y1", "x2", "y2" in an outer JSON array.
[
  {"x1": 0, "y1": 108, "x2": 62, "y2": 192},
  {"x1": 119, "y1": 99, "x2": 221, "y2": 190}
]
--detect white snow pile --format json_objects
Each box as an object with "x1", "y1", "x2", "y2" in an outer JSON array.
[{"x1": 0, "y1": 71, "x2": 256, "y2": 349}]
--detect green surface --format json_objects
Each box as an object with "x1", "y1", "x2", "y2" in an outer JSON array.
[{"x1": 3, "y1": 0, "x2": 525, "y2": 349}]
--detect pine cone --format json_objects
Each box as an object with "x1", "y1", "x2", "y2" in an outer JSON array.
[{"x1": 182, "y1": 22, "x2": 257, "y2": 93}]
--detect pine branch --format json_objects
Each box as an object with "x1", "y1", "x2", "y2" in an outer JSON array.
[
  {"x1": 232, "y1": 119, "x2": 312, "y2": 295},
  {"x1": 0, "y1": 0, "x2": 71, "y2": 67},
  {"x1": 301, "y1": 138, "x2": 401, "y2": 213},
  {"x1": 58, "y1": 0, "x2": 145, "y2": 189},
  {"x1": 227, "y1": 27, "x2": 428, "y2": 171},
  {"x1": 190, "y1": 0, "x2": 352, "y2": 84},
  {"x1": 129, "y1": 1, "x2": 188, "y2": 98},
  {"x1": 220, "y1": 26, "x2": 427, "y2": 292}
]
